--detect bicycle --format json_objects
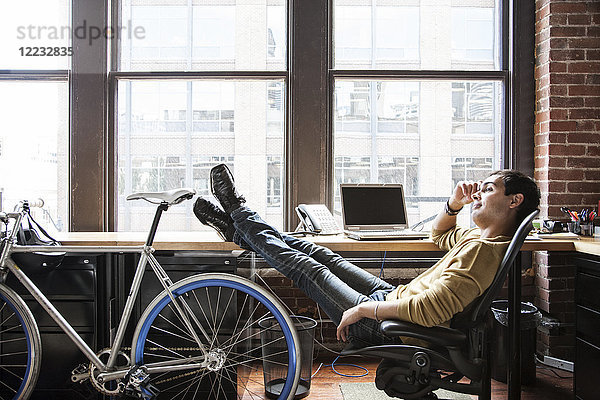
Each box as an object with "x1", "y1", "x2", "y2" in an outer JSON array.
[{"x1": 0, "y1": 189, "x2": 300, "y2": 400}]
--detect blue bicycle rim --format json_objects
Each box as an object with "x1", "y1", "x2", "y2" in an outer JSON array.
[
  {"x1": 135, "y1": 278, "x2": 298, "y2": 399},
  {"x1": 0, "y1": 291, "x2": 31, "y2": 400}
]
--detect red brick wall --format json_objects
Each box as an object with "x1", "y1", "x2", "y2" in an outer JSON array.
[
  {"x1": 534, "y1": 0, "x2": 600, "y2": 360},
  {"x1": 534, "y1": 252, "x2": 576, "y2": 360},
  {"x1": 534, "y1": 0, "x2": 600, "y2": 219}
]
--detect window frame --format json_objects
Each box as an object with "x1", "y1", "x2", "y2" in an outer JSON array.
[
  {"x1": 63, "y1": 0, "x2": 533, "y2": 232},
  {"x1": 1, "y1": 0, "x2": 70, "y2": 227},
  {"x1": 106, "y1": 0, "x2": 292, "y2": 231},
  {"x1": 324, "y1": 0, "x2": 534, "y2": 217}
]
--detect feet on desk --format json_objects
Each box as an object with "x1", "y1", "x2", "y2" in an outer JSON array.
[
  {"x1": 210, "y1": 164, "x2": 246, "y2": 214},
  {"x1": 193, "y1": 197, "x2": 235, "y2": 241}
]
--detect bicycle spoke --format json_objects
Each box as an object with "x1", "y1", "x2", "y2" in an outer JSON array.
[
  {"x1": 0, "y1": 351, "x2": 29, "y2": 358},
  {"x1": 145, "y1": 339, "x2": 189, "y2": 360},
  {"x1": 149, "y1": 324, "x2": 198, "y2": 344},
  {"x1": 142, "y1": 351, "x2": 180, "y2": 361},
  {"x1": 0, "y1": 324, "x2": 23, "y2": 335},
  {"x1": 161, "y1": 369, "x2": 208, "y2": 398},
  {"x1": 219, "y1": 367, "x2": 239, "y2": 399},
  {"x1": 224, "y1": 365, "x2": 266, "y2": 400},
  {"x1": 208, "y1": 369, "x2": 220, "y2": 399},
  {"x1": 228, "y1": 350, "x2": 291, "y2": 369},
  {"x1": 0, "y1": 366, "x2": 24, "y2": 380},
  {"x1": 220, "y1": 303, "x2": 264, "y2": 352},
  {"x1": 205, "y1": 287, "x2": 217, "y2": 334},
  {"x1": 189, "y1": 370, "x2": 204, "y2": 400},
  {"x1": 157, "y1": 313, "x2": 195, "y2": 341},
  {"x1": 210, "y1": 286, "x2": 236, "y2": 349},
  {"x1": 0, "y1": 312, "x2": 17, "y2": 326},
  {"x1": 163, "y1": 298, "x2": 210, "y2": 349},
  {"x1": 0, "y1": 379, "x2": 17, "y2": 394},
  {"x1": 218, "y1": 290, "x2": 250, "y2": 349},
  {"x1": 227, "y1": 333, "x2": 288, "y2": 358},
  {"x1": 0, "y1": 337, "x2": 26, "y2": 345},
  {"x1": 175, "y1": 370, "x2": 203, "y2": 400}
]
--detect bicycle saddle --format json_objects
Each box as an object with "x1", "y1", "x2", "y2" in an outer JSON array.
[{"x1": 126, "y1": 188, "x2": 196, "y2": 205}]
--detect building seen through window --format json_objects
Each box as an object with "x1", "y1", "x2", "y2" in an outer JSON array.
[
  {"x1": 117, "y1": 79, "x2": 286, "y2": 231},
  {"x1": 117, "y1": 1, "x2": 287, "y2": 231},
  {"x1": 452, "y1": 82, "x2": 495, "y2": 135},
  {"x1": 333, "y1": 0, "x2": 501, "y2": 228},
  {"x1": 266, "y1": 156, "x2": 283, "y2": 208},
  {"x1": 0, "y1": 1, "x2": 70, "y2": 231}
]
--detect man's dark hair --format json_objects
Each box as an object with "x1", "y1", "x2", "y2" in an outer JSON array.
[{"x1": 490, "y1": 170, "x2": 541, "y2": 226}]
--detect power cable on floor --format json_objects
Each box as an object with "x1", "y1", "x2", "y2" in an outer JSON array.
[{"x1": 311, "y1": 355, "x2": 369, "y2": 379}]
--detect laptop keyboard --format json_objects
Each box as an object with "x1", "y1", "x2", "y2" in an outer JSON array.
[{"x1": 350, "y1": 229, "x2": 425, "y2": 236}]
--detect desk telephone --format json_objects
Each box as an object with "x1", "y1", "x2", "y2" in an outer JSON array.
[{"x1": 295, "y1": 204, "x2": 341, "y2": 235}]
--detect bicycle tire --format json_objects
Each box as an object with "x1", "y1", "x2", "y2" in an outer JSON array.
[
  {"x1": 131, "y1": 273, "x2": 300, "y2": 400},
  {"x1": 0, "y1": 283, "x2": 42, "y2": 400}
]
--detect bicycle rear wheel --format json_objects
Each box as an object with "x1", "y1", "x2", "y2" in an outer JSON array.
[
  {"x1": 0, "y1": 283, "x2": 41, "y2": 400},
  {"x1": 131, "y1": 273, "x2": 300, "y2": 400}
]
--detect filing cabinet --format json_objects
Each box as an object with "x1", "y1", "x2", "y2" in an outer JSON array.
[
  {"x1": 114, "y1": 251, "x2": 237, "y2": 328},
  {"x1": 5, "y1": 255, "x2": 106, "y2": 400},
  {"x1": 574, "y1": 254, "x2": 600, "y2": 400}
]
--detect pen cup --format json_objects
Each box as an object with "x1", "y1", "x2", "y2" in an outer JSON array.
[
  {"x1": 579, "y1": 224, "x2": 593, "y2": 237},
  {"x1": 567, "y1": 221, "x2": 581, "y2": 234}
]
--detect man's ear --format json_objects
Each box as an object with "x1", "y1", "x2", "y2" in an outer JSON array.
[{"x1": 509, "y1": 193, "x2": 524, "y2": 209}]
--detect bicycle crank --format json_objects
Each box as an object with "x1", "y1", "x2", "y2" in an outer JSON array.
[{"x1": 88, "y1": 348, "x2": 131, "y2": 396}]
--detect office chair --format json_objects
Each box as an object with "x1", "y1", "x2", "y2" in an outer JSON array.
[{"x1": 341, "y1": 209, "x2": 540, "y2": 400}]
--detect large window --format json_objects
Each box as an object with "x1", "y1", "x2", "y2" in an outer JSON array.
[
  {"x1": 115, "y1": 1, "x2": 288, "y2": 231},
  {"x1": 333, "y1": 0, "x2": 503, "y2": 227},
  {"x1": 0, "y1": 1, "x2": 70, "y2": 231},
  {"x1": 2, "y1": 0, "x2": 526, "y2": 233}
]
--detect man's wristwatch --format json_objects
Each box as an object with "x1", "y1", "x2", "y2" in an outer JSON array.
[{"x1": 445, "y1": 200, "x2": 463, "y2": 216}]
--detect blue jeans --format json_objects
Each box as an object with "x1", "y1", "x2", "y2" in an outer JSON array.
[{"x1": 230, "y1": 206, "x2": 396, "y2": 345}]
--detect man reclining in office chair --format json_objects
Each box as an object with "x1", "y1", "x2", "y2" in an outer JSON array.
[{"x1": 193, "y1": 165, "x2": 540, "y2": 346}]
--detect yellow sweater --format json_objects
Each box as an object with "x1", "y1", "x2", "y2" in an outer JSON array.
[{"x1": 386, "y1": 225, "x2": 510, "y2": 327}]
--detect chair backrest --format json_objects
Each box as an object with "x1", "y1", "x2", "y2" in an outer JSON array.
[{"x1": 451, "y1": 209, "x2": 540, "y2": 328}]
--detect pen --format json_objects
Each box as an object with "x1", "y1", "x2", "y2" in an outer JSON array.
[{"x1": 561, "y1": 207, "x2": 577, "y2": 221}]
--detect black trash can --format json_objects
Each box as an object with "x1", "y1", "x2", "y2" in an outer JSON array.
[
  {"x1": 490, "y1": 300, "x2": 541, "y2": 385},
  {"x1": 258, "y1": 315, "x2": 317, "y2": 399}
]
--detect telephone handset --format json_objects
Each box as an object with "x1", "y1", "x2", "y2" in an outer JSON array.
[{"x1": 295, "y1": 204, "x2": 341, "y2": 235}]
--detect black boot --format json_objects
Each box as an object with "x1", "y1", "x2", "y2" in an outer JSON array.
[
  {"x1": 210, "y1": 164, "x2": 246, "y2": 214},
  {"x1": 193, "y1": 197, "x2": 235, "y2": 241}
]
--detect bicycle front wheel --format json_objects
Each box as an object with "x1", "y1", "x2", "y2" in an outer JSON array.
[
  {"x1": 131, "y1": 273, "x2": 300, "y2": 400},
  {"x1": 0, "y1": 283, "x2": 41, "y2": 400}
]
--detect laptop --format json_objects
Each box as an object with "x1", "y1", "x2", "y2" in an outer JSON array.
[{"x1": 340, "y1": 184, "x2": 428, "y2": 240}]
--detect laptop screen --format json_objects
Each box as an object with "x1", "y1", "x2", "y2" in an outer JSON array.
[{"x1": 341, "y1": 184, "x2": 408, "y2": 228}]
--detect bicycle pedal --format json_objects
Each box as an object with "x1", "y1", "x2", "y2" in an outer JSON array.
[
  {"x1": 124, "y1": 383, "x2": 160, "y2": 400},
  {"x1": 123, "y1": 366, "x2": 160, "y2": 400},
  {"x1": 71, "y1": 364, "x2": 89, "y2": 383}
]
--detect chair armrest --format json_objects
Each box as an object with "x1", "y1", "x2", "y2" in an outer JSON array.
[{"x1": 380, "y1": 320, "x2": 467, "y2": 348}]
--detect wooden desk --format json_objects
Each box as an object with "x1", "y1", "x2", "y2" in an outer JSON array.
[
  {"x1": 55, "y1": 231, "x2": 600, "y2": 255},
  {"x1": 54, "y1": 231, "x2": 600, "y2": 400}
]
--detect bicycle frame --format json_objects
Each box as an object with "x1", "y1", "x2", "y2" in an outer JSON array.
[{"x1": 0, "y1": 203, "x2": 212, "y2": 380}]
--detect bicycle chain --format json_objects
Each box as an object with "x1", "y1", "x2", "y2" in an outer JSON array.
[{"x1": 155, "y1": 369, "x2": 200, "y2": 385}]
